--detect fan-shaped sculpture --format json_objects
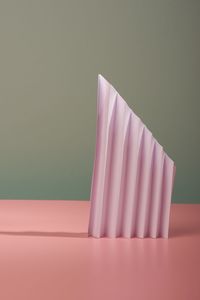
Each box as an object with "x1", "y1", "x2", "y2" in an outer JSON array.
[{"x1": 88, "y1": 75, "x2": 176, "y2": 238}]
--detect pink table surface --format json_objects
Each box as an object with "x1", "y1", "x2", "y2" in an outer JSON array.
[{"x1": 0, "y1": 200, "x2": 199, "y2": 300}]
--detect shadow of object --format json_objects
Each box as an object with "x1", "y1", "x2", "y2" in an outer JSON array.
[
  {"x1": 169, "y1": 225, "x2": 200, "y2": 238},
  {"x1": 169, "y1": 206, "x2": 200, "y2": 238},
  {"x1": 0, "y1": 231, "x2": 88, "y2": 238}
]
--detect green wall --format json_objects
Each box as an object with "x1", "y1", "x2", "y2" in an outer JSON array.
[{"x1": 0, "y1": 0, "x2": 199, "y2": 202}]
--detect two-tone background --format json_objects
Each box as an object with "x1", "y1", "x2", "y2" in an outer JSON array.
[{"x1": 0, "y1": 0, "x2": 199, "y2": 202}]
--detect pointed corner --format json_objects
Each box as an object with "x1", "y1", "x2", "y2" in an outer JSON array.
[
  {"x1": 98, "y1": 74, "x2": 111, "y2": 87},
  {"x1": 98, "y1": 74, "x2": 104, "y2": 87},
  {"x1": 97, "y1": 74, "x2": 111, "y2": 96}
]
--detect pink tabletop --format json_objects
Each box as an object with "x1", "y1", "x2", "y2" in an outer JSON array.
[{"x1": 0, "y1": 200, "x2": 199, "y2": 300}]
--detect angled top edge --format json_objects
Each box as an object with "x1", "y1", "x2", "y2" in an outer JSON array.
[{"x1": 97, "y1": 74, "x2": 175, "y2": 166}]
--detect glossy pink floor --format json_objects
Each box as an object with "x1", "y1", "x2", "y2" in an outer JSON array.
[{"x1": 0, "y1": 201, "x2": 199, "y2": 300}]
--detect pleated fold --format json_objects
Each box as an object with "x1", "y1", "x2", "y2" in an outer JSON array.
[{"x1": 88, "y1": 75, "x2": 175, "y2": 238}]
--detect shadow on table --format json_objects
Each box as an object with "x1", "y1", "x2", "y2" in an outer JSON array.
[
  {"x1": 170, "y1": 226, "x2": 200, "y2": 238},
  {"x1": 169, "y1": 219, "x2": 200, "y2": 238},
  {"x1": 0, "y1": 231, "x2": 88, "y2": 238}
]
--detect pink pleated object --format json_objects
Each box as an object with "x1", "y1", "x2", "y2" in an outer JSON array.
[{"x1": 88, "y1": 74, "x2": 176, "y2": 238}]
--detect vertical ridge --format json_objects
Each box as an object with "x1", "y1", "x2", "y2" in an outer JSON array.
[
  {"x1": 159, "y1": 158, "x2": 175, "y2": 237},
  {"x1": 88, "y1": 77, "x2": 105, "y2": 236},
  {"x1": 100, "y1": 95, "x2": 118, "y2": 236},
  {"x1": 115, "y1": 111, "x2": 132, "y2": 236},
  {"x1": 131, "y1": 125, "x2": 145, "y2": 237},
  {"x1": 148, "y1": 145, "x2": 165, "y2": 238},
  {"x1": 156, "y1": 155, "x2": 166, "y2": 237},
  {"x1": 135, "y1": 128, "x2": 155, "y2": 238},
  {"x1": 146, "y1": 142, "x2": 156, "y2": 236},
  {"x1": 120, "y1": 113, "x2": 141, "y2": 237},
  {"x1": 138, "y1": 134, "x2": 156, "y2": 237},
  {"x1": 103, "y1": 96, "x2": 127, "y2": 237}
]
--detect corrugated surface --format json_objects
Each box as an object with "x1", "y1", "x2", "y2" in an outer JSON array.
[{"x1": 88, "y1": 75, "x2": 176, "y2": 238}]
